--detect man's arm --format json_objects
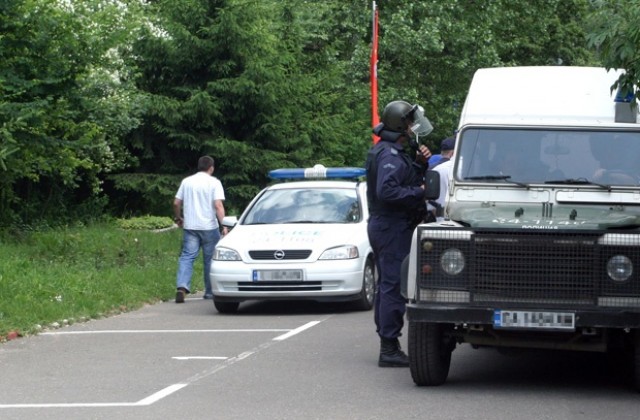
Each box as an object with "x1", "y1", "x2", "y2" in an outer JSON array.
[
  {"x1": 173, "y1": 198, "x2": 183, "y2": 227},
  {"x1": 214, "y1": 199, "x2": 228, "y2": 235}
]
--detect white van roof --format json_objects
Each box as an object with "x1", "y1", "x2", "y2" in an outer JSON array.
[{"x1": 458, "y1": 66, "x2": 638, "y2": 127}]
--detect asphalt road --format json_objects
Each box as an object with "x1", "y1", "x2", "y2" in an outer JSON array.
[{"x1": 1, "y1": 295, "x2": 639, "y2": 420}]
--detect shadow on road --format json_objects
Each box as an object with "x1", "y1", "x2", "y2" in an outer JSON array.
[
  {"x1": 448, "y1": 345, "x2": 635, "y2": 392},
  {"x1": 211, "y1": 299, "x2": 367, "y2": 316}
]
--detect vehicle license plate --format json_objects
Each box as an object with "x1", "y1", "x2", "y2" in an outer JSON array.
[
  {"x1": 252, "y1": 269, "x2": 303, "y2": 281},
  {"x1": 493, "y1": 310, "x2": 575, "y2": 330}
]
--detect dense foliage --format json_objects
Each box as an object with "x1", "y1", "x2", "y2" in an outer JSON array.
[
  {"x1": 0, "y1": 0, "x2": 633, "y2": 226},
  {"x1": 586, "y1": 0, "x2": 640, "y2": 99},
  {"x1": 0, "y1": 0, "x2": 146, "y2": 226},
  {"x1": 114, "y1": 0, "x2": 366, "y2": 215}
]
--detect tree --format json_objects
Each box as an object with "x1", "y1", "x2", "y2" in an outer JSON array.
[
  {"x1": 586, "y1": 0, "x2": 640, "y2": 99},
  {"x1": 117, "y1": 0, "x2": 368, "y2": 215},
  {"x1": 349, "y1": 0, "x2": 596, "y2": 151},
  {"x1": 115, "y1": 0, "x2": 599, "y2": 215},
  {"x1": 493, "y1": 0, "x2": 595, "y2": 67},
  {"x1": 0, "y1": 0, "x2": 146, "y2": 225},
  {"x1": 0, "y1": 0, "x2": 602, "y2": 224}
]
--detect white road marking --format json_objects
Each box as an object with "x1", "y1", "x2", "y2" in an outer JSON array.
[
  {"x1": 272, "y1": 320, "x2": 322, "y2": 341},
  {"x1": 0, "y1": 318, "x2": 329, "y2": 409},
  {"x1": 136, "y1": 383, "x2": 188, "y2": 406},
  {"x1": 0, "y1": 384, "x2": 188, "y2": 408},
  {"x1": 41, "y1": 329, "x2": 289, "y2": 335},
  {"x1": 236, "y1": 351, "x2": 254, "y2": 360},
  {"x1": 172, "y1": 356, "x2": 228, "y2": 360}
]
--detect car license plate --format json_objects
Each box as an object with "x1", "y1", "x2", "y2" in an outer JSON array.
[
  {"x1": 493, "y1": 310, "x2": 575, "y2": 330},
  {"x1": 252, "y1": 269, "x2": 303, "y2": 281}
]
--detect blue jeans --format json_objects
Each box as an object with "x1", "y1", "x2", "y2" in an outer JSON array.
[{"x1": 176, "y1": 229, "x2": 220, "y2": 296}]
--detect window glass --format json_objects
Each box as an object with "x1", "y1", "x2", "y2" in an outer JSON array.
[
  {"x1": 243, "y1": 188, "x2": 360, "y2": 224},
  {"x1": 456, "y1": 128, "x2": 640, "y2": 185}
]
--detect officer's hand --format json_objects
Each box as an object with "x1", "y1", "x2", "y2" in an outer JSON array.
[{"x1": 415, "y1": 144, "x2": 432, "y2": 165}]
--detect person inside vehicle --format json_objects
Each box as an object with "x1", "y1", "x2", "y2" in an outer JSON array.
[
  {"x1": 427, "y1": 136, "x2": 455, "y2": 222},
  {"x1": 590, "y1": 133, "x2": 639, "y2": 185},
  {"x1": 491, "y1": 140, "x2": 561, "y2": 183}
]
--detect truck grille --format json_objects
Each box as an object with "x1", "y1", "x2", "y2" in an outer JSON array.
[
  {"x1": 473, "y1": 231, "x2": 597, "y2": 302},
  {"x1": 417, "y1": 228, "x2": 640, "y2": 307}
]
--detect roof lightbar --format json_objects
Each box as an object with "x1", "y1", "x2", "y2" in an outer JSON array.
[
  {"x1": 268, "y1": 164, "x2": 366, "y2": 180},
  {"x1": 614, "y1": 86, "x2": 638, "y2": 123}
]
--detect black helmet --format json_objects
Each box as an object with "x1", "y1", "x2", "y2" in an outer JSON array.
[{"x1": 381, "y1": 100, "x2": 413, "y2": 133}]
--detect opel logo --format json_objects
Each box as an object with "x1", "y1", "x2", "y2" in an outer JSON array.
[{"x1": 274, "y1": 250, "x2": 285, "y2": 260}]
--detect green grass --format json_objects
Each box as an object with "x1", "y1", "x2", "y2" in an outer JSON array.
[{"x1": 0, "y1": 222, "x2": 204, "y2": 339}]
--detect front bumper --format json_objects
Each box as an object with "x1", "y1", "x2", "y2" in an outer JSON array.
[
  {"x1": 210, "y1": 258, "x2": 365, "y2": 301},
  {"x1": 406, "y1": 303, "x2": 640, "y2": 328}
]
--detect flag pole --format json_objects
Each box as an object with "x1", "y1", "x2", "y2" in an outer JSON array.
[{"x1": 370, "y1": 1, "x2": 380, "y2": 144}]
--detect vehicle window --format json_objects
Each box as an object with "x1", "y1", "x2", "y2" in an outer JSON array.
[
  {"x1": 243, "y1": 188, "x2": 360, "y2": 224},
  {"x1": 457, "y1": 128, "x2": 640, "y2": 185}
]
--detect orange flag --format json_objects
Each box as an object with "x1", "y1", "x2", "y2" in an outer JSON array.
[{"x1": 370, "y1": 2, "x2": 380, "y2": 144}]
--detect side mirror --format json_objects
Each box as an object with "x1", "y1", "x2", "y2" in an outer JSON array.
[
  {"x1": 424, "y1": 170, "x2": 440, "y2": 200},
  {"x1": 221, "y1": 216, "x2": 238, "y2": 229}
]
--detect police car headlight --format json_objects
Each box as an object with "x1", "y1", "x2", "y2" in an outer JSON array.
[
  {"x1": 607, "y1": 255, "x2": 633, "y2": 282},
  {"x1": 213, "y1": 247, "x2": 241, "y2": 261},
  {"x1": 320, "y1": 245, "x2": 359, "y2": 260},
  {"x1": 441, "y1": 248, "x2": 465, "y2": 276}
]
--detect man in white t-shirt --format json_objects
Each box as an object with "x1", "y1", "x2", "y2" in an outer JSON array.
[
  {"x1": 173, "y1": 156, "x2": 228, "y2": 303},
  {"x1": 427, "y1": 136, "x2": 455, "y2": 222}
]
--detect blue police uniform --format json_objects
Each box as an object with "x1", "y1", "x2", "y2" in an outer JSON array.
[{"x1": 366, "y1": 137, "x2": 427, "y2": 342}]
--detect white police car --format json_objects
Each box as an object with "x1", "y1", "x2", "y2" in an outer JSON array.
[{"x1": 210, "y1": 164, "x2": 374, "y2": 313}]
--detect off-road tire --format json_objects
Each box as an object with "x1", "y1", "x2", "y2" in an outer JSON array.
[{"x1": 408, "y1": 321, "x2": 454, "y2": 386}]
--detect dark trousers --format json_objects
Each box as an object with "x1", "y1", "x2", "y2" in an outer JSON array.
[{"x1": 367, "y1": 215, "x2": 413, "y2": 340}]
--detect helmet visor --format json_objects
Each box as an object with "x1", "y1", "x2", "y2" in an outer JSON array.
[{"x1": 408, "y1": 105, "x2": 433, "y2": 137}]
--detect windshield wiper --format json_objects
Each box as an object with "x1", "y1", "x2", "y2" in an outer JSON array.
[
  {"x1": 464, "y1": 175, "x2": 529, "y2": 188},
  {"x1": 544, "y1": 178, "x2": 610, "y2": 190}
]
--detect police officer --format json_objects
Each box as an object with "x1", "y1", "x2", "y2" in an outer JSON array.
[{"x1": 366, "y1": 100, "x2": 433, "y2": 367}]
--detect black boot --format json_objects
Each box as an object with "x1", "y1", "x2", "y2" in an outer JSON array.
[{"x1": 378, "y1": 337, "x2": 409, "y2": 367}]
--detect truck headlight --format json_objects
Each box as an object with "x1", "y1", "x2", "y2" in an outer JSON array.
[
  {"x1": 441, "y1": 248, "x2": 465, "y2": 275},
  {"x1": 607, "y1": 255, "x2": 633, "y2": 282}
]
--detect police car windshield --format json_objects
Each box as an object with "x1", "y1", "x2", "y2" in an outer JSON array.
[
  {"x1": 243, "y1": 188, "x2": 361, "y2": 225},
  {"x1": 456, "y1": 128, "x2": 640, "y2": 186}
]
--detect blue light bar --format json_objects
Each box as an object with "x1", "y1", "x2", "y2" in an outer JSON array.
[
  {"x1": 268, "y1": 164, "x2": 366, "y2": 180},
  {"x1": 614, "y1": 86, "x2": 634, "y2": 103}
]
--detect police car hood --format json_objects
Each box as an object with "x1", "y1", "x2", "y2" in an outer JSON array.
[
  {"x1": 219, "y1": 223, "x2": 365, "y2": 253},
  {"x1": 451, "y1": 203, "x2": 640, "y2": 230}
]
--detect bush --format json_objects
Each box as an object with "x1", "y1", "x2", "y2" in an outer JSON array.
[{"x1": 116, "y1": 215, "x2": 174, "y2": 230}]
